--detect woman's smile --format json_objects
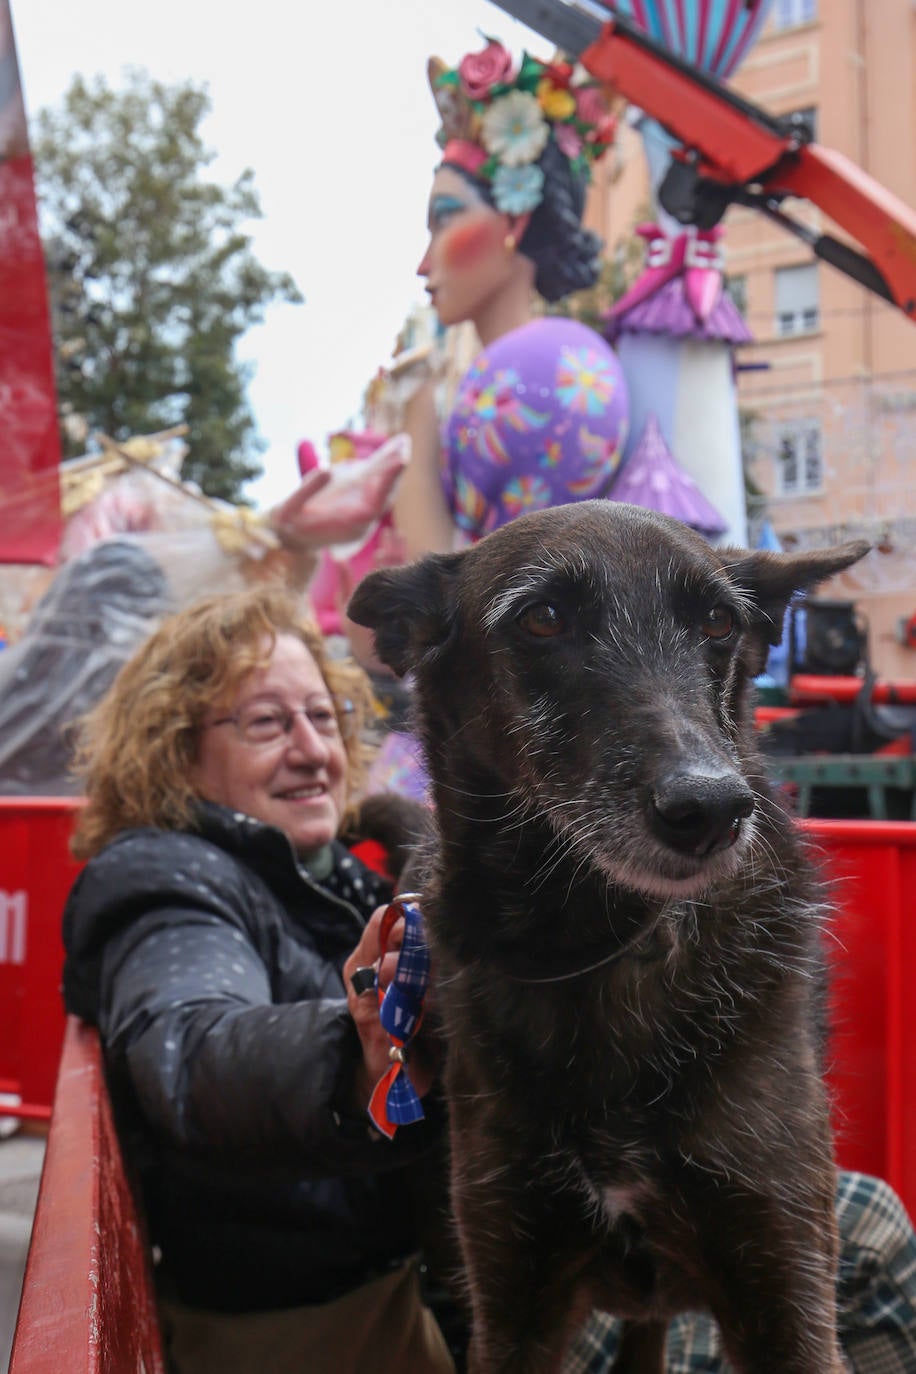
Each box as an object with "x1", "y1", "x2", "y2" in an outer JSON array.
[{"x1": 194, "y1": 635, "x2": 348, "y2": 855}]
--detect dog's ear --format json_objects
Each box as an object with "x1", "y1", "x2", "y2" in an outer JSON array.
[
  {"x1": 346, "y1": 553, "x2": 463, "y2": 677},
  {"x1": 722, "y1": 540, "x2": 870, "y2": 646}
]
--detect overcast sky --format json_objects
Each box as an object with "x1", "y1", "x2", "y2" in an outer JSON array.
[{"x1": 12, "y1": 0, "x2": 547, "y2": 508}]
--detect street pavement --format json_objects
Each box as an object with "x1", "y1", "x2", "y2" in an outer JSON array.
[{"x1": 0, "y1": 1132, "x2": 45, "y2": 1374}]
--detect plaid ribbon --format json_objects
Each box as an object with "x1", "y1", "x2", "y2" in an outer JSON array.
[
  {"x1": 367, "y1": 894, "x2": 430, "y2": 1140},
  {"x1": 561, "y1": 1171, "x2": 916, "y2": 1374}
]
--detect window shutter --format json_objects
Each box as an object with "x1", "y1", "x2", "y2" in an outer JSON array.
[{"x1": 775, "y1": 264, "x2": 818, "y2": 315}]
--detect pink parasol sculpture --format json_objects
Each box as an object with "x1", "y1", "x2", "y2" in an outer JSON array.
[
  {"x1": 606, "y1": 223, "x2": 754, "y2": 340},
  {"x1": 607, "y1": 412, "x2": 727, "y2": 539}
]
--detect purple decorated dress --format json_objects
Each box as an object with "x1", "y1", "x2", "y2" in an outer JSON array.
[
  {"x1": 367, "y1": 317, "x2": 629, "y2": 801},
  {"x1": 442, "y1": 316, "x2": 628, "y2": 540}
]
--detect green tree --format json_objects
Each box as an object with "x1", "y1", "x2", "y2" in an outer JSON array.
[{"x1": 34, "y1": 70, "x2": 303, "y2": 501}]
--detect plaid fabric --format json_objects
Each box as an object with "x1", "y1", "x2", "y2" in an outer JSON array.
[
  {"x1": 835, "y1": 1171, "x2": 916, "y2": 1374},
  {"x1": 562, "y1": 1172, "x2": 916, "y2": 1374},
  {"x1": 368, "y1": 897, "x2": 431, "y2": 1135},
  {"x1": 384, "y1": 897, "x2": 430, "y2": 1000}
]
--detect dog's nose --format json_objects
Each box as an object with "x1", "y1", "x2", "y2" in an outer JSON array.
[{"x1": 649, "y1": 770, "x2": 755, "y2": 858}]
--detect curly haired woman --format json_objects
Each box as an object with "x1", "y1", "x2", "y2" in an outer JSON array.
[{"x1": 62, "y1": 585, "x2": 454, "y2": 1374}]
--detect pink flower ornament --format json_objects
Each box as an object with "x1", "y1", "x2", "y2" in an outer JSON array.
[
  {"x1": 430, "y1": 42, "x2": 618, "y2": 216},
  {"x1": 575, "y1": 84, "x2": 609, "y2": 126},
  {"x1": 459, "y1": 40, "x2": 514, "y2": 101},
  {"x1": 555, "y1": 121, "x2": 583, "y2": 160}
]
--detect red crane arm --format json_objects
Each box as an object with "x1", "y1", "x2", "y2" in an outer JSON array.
[
  {"x1": 578, "y1": 15, "x2": 916, "y2": 319},
  {"x1": 492, "y1": 1, "x2": 916, "y2": 319}
]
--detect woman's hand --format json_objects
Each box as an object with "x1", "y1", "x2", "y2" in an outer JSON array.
[
  {"x1": 268, "y1": 435, "x2": 410, "y2": 552},
  {"x1": 343, "y1": 905, "x2": 436, "y2": 1113}
]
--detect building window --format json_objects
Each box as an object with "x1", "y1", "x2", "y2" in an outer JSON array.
[
  {"x1": 772, "y1": 0, "x2": 817, "y2": 30},
  {"x1": 775, "y1": 263, "x2": 819, "y2": 336},
  {"x1": 777, "y1": 422, "x2": 823, "y2": 495}
]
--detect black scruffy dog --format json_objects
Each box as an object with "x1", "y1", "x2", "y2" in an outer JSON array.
[{"x1": 348, "y1": 501, "x2": 869, "y2": 1374}]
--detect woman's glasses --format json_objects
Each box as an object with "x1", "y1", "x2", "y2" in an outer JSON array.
[{"x1": 209, "y1": 698, "x2": 356, "y2": 746}]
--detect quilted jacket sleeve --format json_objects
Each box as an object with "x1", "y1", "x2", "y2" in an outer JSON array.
[{"x1": 67, "y1": 833, "x2": 439, "y2": 1172}]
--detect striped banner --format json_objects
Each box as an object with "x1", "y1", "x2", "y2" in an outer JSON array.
[{"x1": 611, "y1": 0, "x2": 774, "y2": 78}]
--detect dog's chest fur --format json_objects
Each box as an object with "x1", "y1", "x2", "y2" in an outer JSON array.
[
  {"x1": 420, "y1": 787, "x2": 827, "y2": 1329},
  {"x1": 425, "y1": 844, "x2": 822, "y2": 1151}
]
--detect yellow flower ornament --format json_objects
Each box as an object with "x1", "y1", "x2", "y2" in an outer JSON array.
[{"x1": 537, "y1": 78, "x2": 577, "y2": 121}]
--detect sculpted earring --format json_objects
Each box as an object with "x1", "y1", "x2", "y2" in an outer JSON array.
[{"x1": 504, "y1": 232, "x2": 517, "y2": 253}]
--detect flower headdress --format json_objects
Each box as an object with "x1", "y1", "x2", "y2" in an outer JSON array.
[{"x1": 428, "y1": 39, "x2": 617, "y2": 216}]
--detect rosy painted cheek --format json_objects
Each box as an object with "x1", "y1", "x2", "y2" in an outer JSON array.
[{"x1": 441, "y1": 216, "x2": 503, "y2": 271}]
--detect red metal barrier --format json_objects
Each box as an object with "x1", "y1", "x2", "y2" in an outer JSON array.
[
  {"x1": 0, "y1": 798, "x2": 83, "y2": 1119},
  {"x1": 803, "y1": 819, "x2": 916, "y2": 1218},
  {"x1": 0, "y1": 801, "x2": 913, "y2": 1219},
  {"x1": 791, "y1": 674, "x2": 916, "y2": 705},
  {"x1": 9, "y1": 1017, "x2": 166, "y2": 1373}
]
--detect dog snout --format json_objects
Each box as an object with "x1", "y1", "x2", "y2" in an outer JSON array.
[{"x1": 649, "y1": 769, "x2": 755, "y2": 859}]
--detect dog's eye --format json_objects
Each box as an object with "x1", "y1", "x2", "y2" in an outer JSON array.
[
  {"x1": 518, "y1": 603, "x2": 566, "y2": 638},
  {"x1": 701, "y1": 605, "x2": 735, "y2": 641}
]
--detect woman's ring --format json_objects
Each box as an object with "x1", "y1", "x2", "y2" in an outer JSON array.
[{"x1": 350, "y1": 966, "x2": 377, "y2": 996}]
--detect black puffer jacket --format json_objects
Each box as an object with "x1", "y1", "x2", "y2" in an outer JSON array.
[{"x1": 62, "y1": 801, "x2": 443, "y2": 1313}]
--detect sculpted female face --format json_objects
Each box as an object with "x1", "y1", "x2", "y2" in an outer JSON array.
[
  {"x1": 193, "y1": 634, "x2": 348, "y2": 855},
  {"x1": 418, "y1": 166, "x2": 519, "y2": 328}
]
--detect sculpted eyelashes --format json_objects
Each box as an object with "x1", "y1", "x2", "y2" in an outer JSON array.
[{"x1": 427, "y1": 193, "x2": 469, "y2": 230}]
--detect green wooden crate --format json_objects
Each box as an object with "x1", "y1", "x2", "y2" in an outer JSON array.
[{"x1": 766, "y1": 754, "x2": 916, "y2": 819}]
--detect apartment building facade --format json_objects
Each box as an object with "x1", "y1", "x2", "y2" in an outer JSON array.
[{"x1": 589, "y1": 0, "x2": 916, "y2": 678}]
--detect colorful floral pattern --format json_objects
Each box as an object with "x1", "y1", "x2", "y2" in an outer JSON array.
[
  {"x1": 366, "y1": 730, "x2": 432, "y2": 806},
  {"x1": 443, "y1": 317, "x2": 629, "y2": 541},
  {"x1": 556, "y1": 345, "x2": 619, "y2": 416},
  {"x1": 451, "y1": 471, "x2": 491, "y2": 536},
  {"x1": 502, "y1": 474, "x2": 553, "y2": 517},
  {"x1": 454, "y1": 363, "x2": 552, "y2": 465}
]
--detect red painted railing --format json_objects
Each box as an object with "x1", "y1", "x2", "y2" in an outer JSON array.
[
  {"x1": 9, "y1": 1017, "x2": 165, "y2": 1373},
  {"x1": 1, "y1": 799, "x2": 914, "y2": 1211},
  {"x1": 3, "y1": 804, "x2": 914, "y2": 1366}
]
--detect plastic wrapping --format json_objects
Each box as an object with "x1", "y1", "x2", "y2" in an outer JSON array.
[
  {"x1": 0, "y1": 539, "x2": 171, "y2": 793},
  {"x1": 0, "y1": 433, "x2": 410, "y2": 792}
]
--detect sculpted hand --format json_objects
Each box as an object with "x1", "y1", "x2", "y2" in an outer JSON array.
[{"x1": 268, "y1": 434, "x2": 410, "y2": 552}]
